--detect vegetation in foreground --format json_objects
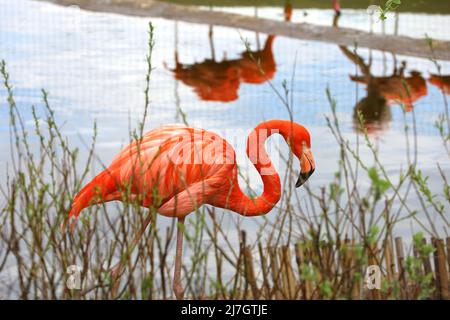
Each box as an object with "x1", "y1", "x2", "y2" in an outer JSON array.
[{"x1": 0, "y1": 23, "x2": 449, "y2": 299}]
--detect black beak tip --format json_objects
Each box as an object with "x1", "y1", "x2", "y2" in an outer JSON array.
[
  {"x1": 295, "y1": 175, "x2": 307, "y2": 188},
  {"x1": 295, "y1": 169, "x2": 315, "y2": 188}
]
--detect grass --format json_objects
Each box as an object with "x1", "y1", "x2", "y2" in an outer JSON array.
[{"x1": 0, "y1": 22, "x2": 449, "y2": 300}]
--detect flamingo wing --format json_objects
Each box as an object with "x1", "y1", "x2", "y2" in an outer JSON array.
[{"x1": 66, "y1": 125, "x2": 237, "y2": 224}]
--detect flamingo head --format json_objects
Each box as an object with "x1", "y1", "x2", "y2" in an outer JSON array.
[{"x1": 286, "y1": 123, "x2": 315, "y2": 188}]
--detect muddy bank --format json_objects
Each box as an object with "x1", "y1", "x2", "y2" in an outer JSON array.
[
  {"x1": 161, "y1": 0, "x2": 450, "y2": 14},
  {"x1": 40, "y1": 0, "x2": 450, "y2": 60}
]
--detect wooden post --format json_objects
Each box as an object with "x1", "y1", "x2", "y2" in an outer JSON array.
[
  {"x1": 395, "y1": 237, "x2": 408, "y2": 299},
  {"x1": 340, "y1": 237, "x2": 353, "y2": 298},
  {"x1": 243, "y1": 246, "x2": 259, "y2": 299},
  {"x1": 384, "y1": 237, "x2": 396, "y2": 284},
  {"x1": 323, "y1": 242, "x2": 336, "y2": 278},
  {"x1": 446, "y1": 237, "x2": 450, "y2": 277},
  {"x1": 383, "y1": 236, "x2": 395, "y2": 298},
  {"x1": 420, "y1": 238, "x2": 434, "y2": 279},
  {"x1": 432, "y1": 238, "x2": 449, "y2": 300},
  {"x1": 278, "y1": 246, "x2": 297, "y2": 299}
]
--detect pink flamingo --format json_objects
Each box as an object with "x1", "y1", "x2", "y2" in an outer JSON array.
[{"x1": 63, "y1": 120, "x2": 315, "y2": 299}]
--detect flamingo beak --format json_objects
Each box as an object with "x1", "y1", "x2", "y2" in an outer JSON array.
[{"x1": 296, "y1": 147, "x2": 315, "y2": 188}]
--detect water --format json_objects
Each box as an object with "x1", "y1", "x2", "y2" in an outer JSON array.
[
  {"x1": 1, "y1": 0, "x2": 450, "y2": 298},
  {"x1": 1, "y1": 0, "x2": 449, "y2": 235}
]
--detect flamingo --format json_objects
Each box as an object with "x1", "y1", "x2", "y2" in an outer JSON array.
[{"x1": 63, "y1": 120, "x2": 315, "y2": 299}]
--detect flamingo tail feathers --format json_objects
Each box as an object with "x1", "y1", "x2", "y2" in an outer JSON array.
[{"x1": 62, "y1": 169, "x2": 119, "y2": 231}]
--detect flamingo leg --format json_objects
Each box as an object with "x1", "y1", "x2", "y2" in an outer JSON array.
[
  {"x1": 110, "y1": 213, "x2": 153, "y2": 297},
  {"x1": 173, "y1": 217, "x2": 185, "y2": 300}
]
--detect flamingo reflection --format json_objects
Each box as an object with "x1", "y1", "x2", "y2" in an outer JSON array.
[
  {"x1": 429, "y1": 74, "x2": 450, "y2": 95},
  {"x1": 334, "y1": 10, "x2": 427, "y2": 134},
  {"x1": 340, "y1": 45, "x2": 392, "y2": 134},
  {"x1": 168, "y1": 53, "x2": 241, "y2": 102},
  {"x1": 349, "y1": 68, "x2": 428, "y2": 112},
  {"x1": 165, "y1": 3, "x2": 292, "y2": 102}
]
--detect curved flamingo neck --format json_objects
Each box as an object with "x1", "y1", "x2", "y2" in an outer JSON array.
[{"x1": 227, "y1": 120, "x2": 296, "y2": 216}]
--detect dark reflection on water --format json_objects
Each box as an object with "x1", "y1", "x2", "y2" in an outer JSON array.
[
  {"x1": 165, "y1": 5, "x2": 436, "y2": 137},
  {"x1": 339, "y1": 46, "x2": 428, "y2": 134},
  {"x1": 429, "y1": 74, "x2": 450, "y2": 95},
  {"x1": 332, "y1": 11, "x2": 428, "y2": 135},
  {"x1": 166, "y1": 34, "x2": 275, "y2": 102},
  {"x1": 164, "y1": 3, "x2": 292, "y2": 102}
]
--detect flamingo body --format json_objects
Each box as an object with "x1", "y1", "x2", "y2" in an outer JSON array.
[
  {"x1": 67, "y1": 120, "x2": 315, "y2": 226},
  {"x1": 69, "y1": 125, "x2": 235, "y2": 221},
  {"x1": 65, "y1": 120, "x2": 314, "y2": 300}
]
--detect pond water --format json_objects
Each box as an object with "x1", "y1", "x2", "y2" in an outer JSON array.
[{"x1": 1, "y1": 0, "x2": 449, "y2": 238}]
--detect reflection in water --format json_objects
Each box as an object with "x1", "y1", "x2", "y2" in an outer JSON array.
[
  {"x1": 429, "y1": 74, "x2": 450, "y2": 95},
  {"x1": 235, "y1": 35, "x2": 276, "y2": 84},
  {"x1": 166, "y1": 35, "x2": 275, "y2": 102},
  {"x1": 334, "y1": 11, "x2": 428, "y2": 134},
  {"x1": 165, "y1": 3, "x2": 292, "y2": 102},
  {"x1": 168, "y1": 54, "x2": 241, "y2": 102},
  {"x1": 350, "y1": 69, "x2": 428, "y2": 112},
  {"x1": 336, "y1": 35, "x2": 390, "y2": 132},
  {"x1": 341, "y1": 46, "x2": 427, "y2": 134}
]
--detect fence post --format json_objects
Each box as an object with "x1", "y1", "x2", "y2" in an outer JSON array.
[
  {"x1": 395, "y1": 237, "x2": 407, "y2": 299},
  {"x1": 384, "y1": 237, "x2": 396, "y2": 283},
  {"x1": 432, "y1": 238, "x2": 449, "y2": 300},
  {"x1": 269, "y1": 246, "x2": 282, "y2": 299},
  {"x1": 278, "y1": 245, "x2": 297, "y2": 299},
  {"x1": 446, "y1": 238, "x2": 450, "y2": 277},
  {"x1": 243, "y1": 246, "x2": 259, "y2": 299}
]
